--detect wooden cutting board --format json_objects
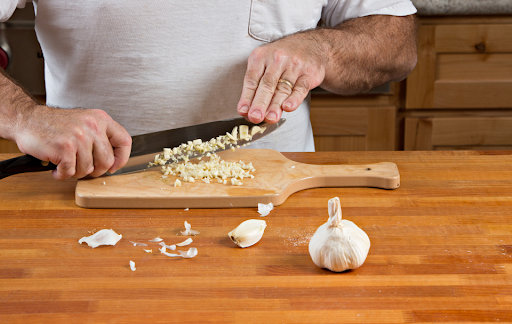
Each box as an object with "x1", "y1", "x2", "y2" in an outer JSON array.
[{"x1": 75, "y1": 149, "x2": 400, "y2": 208}]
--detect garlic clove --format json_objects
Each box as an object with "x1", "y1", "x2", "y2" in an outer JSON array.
[
  {"x1": 308, "y1": 197, "x2": 370, "y2": 272},
  {"x1": 228, "y1": 219, "x2": 267, "y2": 248},
  {"x1": 78, "y1": 229, "x2": 122, "y2": 249}
]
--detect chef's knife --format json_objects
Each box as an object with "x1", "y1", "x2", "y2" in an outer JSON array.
[{"x1": 0, "y1": 117, "x2": 285, "y2": 179}]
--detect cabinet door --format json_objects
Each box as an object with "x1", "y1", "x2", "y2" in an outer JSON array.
[
  {"x1": 404, "y1": 116, "x2": 512, "y2": 150},
  {"x1": 311, "y1": 106, "x2": 397, "y2": 151},
  {"x1": 0, "y1": 138, "x2": 21, "y2": 153},
  {"x1": 406, "y1": 24, "x2": 512, "y2": 109}
]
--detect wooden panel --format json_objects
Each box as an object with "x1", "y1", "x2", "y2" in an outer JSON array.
[
  {"x1": 367, "y1": 106, "x2": 397, "y2": 151},
  {"x1": 405, "y1": 116, "x2": 512, "y2": 150},
  {"x1": 3, "y1": 151, "x2": 512, "y2": 323},
  {"x1": 0, "y1": 138, "x2": 21, "y2": 154},
  {"x1": 405, "y1": 25, "x2": 436, "y2": 109},
  {"x1": 436, "y1": 145, "x2": 512, "y2": 151},
  {"x1": 420, "y1": 16, "x2": 512, "y2": 25},
  {"x1": 310, "y1": 107, "x2": 368, "y2": 136},
  {"x1": 435, "y1": 24, "x2": 512, "y2": 53},
  {"x1": 433, "y1": 81, "x2": 512, "y2": 108},
  {"x1": 404, "y1": 118, "x2": 433, "y2": 151},
  {"x1": 437, "y1": 54, "x2": 512, "y2": 81},
  {"x1": 431, "y1": 117, "x2": 512, "y2": 146},
  {"x1": 314, "y1": 135, "x2": 366, "y2": 151}
]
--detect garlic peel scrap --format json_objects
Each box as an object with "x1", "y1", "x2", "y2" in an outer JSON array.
[
  {"x1": 179, "y1": 247, "x2": 198, "y2": 258},
  {"x1": 176, "y1": 238, "x2": 193, "y2": 246},
  {"x1": 130, "y1": 260, "x2": 136, "y2": 271},
  {"x1": 159, "y1": 242, "x2": 176, "y2": 250},
  {"x1": 258, "y1": 202, "x2": 274, "y2": 217},
  {"x1": 149, "y1": 237, "x2": 163, "y2": 243},
  {"x1": 129, "y1": 241, "x2": 148, "y2": 247},
  {"x1": 181, "y1": 221, "x2": 200, "y2": 236},
  {"x1": 229, "y1": 219, "x2": 266, "y2": 248},
  {"x1": 78, "y1": 229, "x2": 122, "y2": 249},
  {"x1": 308, "y1": 197, "x2": 370, "y2": 272},
  {"x1": 160, "y1": 247, "x2": 197, "y2": 258}
]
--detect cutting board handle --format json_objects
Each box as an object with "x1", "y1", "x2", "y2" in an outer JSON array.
[{"x1": 300, "y1": 162, "x2": 400, "y2": 189}]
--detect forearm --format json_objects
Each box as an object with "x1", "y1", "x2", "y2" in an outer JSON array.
[
  {"x1": 315, "y1": 14, "x2": 417, "y2": 95},
  {"x1": 0, "y1": 68, "x2": 39, "y2": 142}
]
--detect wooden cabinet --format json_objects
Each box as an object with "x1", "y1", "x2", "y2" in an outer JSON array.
[
  {"x1": 404, "y1": 113, "x2": 512, "y2": 150},
  {"x1": 310, "y1": 83, "x2": 402, "y2": 151},
  {"x1": 0, "y1": 138, "x2": 21, "y2": 154},
  {"x1": 404, "y1": 16, "x2": 512, "y2": 151}
]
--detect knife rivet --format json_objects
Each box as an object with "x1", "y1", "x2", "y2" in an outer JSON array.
[
  {"x1": 364, "y1": 168, "x2": 372, "y2": 171},
  {"x1": 41, "y1": 161, "x2": 49, "y2": 167}
]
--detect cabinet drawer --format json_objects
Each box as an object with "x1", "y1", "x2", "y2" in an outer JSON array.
[
  {"x1": 404, "y1": 116, "x2": 512, "y2": 150},
  {"x1": 406, "y1": 24, "x2": 512, "y2": 109},
  {"x1": 310, "y1": 106, "x2": 396, "y2": 151}
]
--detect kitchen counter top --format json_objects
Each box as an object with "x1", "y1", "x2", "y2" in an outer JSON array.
[
  {"x1": 1, "y1": 150, "x2": 512, "y2": 323},
  {"x1": 412, "y1": 0, "x2": 512, "y2": 15}
]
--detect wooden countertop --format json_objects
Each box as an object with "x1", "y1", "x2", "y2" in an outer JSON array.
[{"x1": 1, "y1": 151, "x2": 512, "y2": 323}]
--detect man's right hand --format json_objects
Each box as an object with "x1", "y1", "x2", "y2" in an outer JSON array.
[{"x1": 14, "y1": 105, "x2": 132, "y2": 180}]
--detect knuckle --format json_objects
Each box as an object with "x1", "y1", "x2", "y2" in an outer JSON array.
[
  {"x1": 298, "y1": 78, "x2": 312, "y2": 93},
  {"x1": 291, "y1": 56, "x2": 303, "y2": 68},
  {"x1": 56, "y1": 139, "x2": 76, "y2": 152},
  {"x1": 243, "y1": 74, "x2": 260, "y2": 90},
  {"x1": 260, "y1": 74, "x2": 278, "y2": 89},
  {"x1": 249, "y1": 46, "x2": 265, "y2": 61},
  {"x1": 276, "y1": 83, "x2": 293, "y2": 95},
  {"x1": 273, "y1": 50, "x2": 288, "y2": 64}
]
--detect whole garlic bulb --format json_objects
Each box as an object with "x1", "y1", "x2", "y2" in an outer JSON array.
[{"x1": 308, "y1": 197, "x2": 370, "y2": 272}]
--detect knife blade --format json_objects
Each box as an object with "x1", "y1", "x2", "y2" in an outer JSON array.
[
  {"x1": 110, "y1": 118, "x2": 285, "y2": 176},
  {"x1": 0, "y1": 117, "x2": 285, "y2": 179}
]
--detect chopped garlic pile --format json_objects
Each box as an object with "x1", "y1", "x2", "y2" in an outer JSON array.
[
  {"x1": 162, "y1": 153, "x2": 255, "y2": 185},
  {"x1": 151, "y1": 125, "x2": 265, "y2": 186}
]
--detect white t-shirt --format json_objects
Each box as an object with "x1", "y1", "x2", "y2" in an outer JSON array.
[{"x1": 2, "y1": 0, "x2": 416, "y2": 151}]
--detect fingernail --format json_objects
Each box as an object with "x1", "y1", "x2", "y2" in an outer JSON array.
[
  {"x1": 250, "y1": 110, "x2": 262, "y2": 120},
  {"x1": 239, "y1": 106, "x2": 249, "y2": 114},
  {"x1": 266, "y1": 112, "x2": 277, "y2": 121},
  {"x1": 283, "y1": 102, "x2": 292, "y2": 111}
]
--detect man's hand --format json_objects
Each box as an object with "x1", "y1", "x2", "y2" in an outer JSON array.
[
  {"x1": 237, "y1": 33, "x2": 328, "y2": 124},
  {"x1": 14, "y1": 105, "x2": 132, "y2": 180},
  {"x1": 237, "y1": 15, "x2": 417, "y2": 123}
]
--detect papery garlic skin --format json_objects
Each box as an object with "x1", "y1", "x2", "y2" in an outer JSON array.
[
  {"x1": 229, "y1": 219, "x2": 266, "y2": 248},
  {"x1": 308, "y1": 197, "x2": 370, "y2": 272},
  {"x1": 78, "y1": 229, "x2": 122, "y2": 249}
]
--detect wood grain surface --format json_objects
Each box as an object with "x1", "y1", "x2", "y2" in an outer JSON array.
[
  {"x1": 76, "y1": 149, "x2": 400, "y2": 208},
  {"x1": 1, "y1": 151, "x2": 512, "y2": 323}
]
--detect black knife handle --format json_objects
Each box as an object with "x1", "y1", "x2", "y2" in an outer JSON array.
[{"x1": 0, "y1": 155, "x2": 57, "y2": 180}]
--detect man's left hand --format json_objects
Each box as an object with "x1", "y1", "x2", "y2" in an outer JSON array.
[{"x1": 237, "y1": 33, "x2": 327, "y2": 124}]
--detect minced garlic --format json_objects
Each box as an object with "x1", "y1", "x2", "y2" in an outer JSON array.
[{"x1": 151, "y1": 125, "x2": 264, "y2": 186}]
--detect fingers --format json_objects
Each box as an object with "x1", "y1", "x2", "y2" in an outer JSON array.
[
  {"x1": 282, "y1": 75, "x2": 311, "y2": 113},
  {"x1": 238, "y1": 43, "x2": 322, "y2": 124},
  {"x1": 105, "y1": 120, "x2": 132, "y2": 174},
  {"x1": 73, "y1": 144, "x2": 94, "y2": 179},
  {"x1": 237, "y1": 53, "x2": 265, "y2": 118},
  {"x1": 264, "y1": 76, "x2": 297, "y2": 123},
  {"x1": 52, "y1": 155, "x2": 77, "y2": 181}
]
